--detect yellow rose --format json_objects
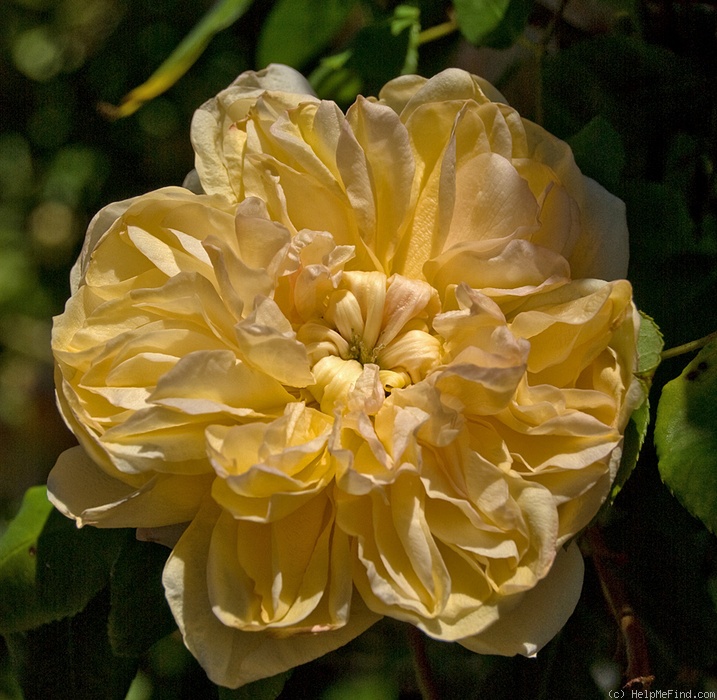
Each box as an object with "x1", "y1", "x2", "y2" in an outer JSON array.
[{"x1": 49, "y1": 65, "x2": 642, "y2": 688}]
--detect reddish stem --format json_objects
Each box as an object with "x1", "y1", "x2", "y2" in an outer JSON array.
[{"x1": 585, "y1": 526, "x2": 655, "y2": 691}]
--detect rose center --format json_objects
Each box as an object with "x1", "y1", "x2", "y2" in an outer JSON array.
[{"x1": 296, "y1": 271, "x2": 442, "y2": 414}]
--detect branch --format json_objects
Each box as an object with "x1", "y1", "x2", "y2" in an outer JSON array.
[{"x1": 584, "y1": 526, "x2": 655, "y2": 691}]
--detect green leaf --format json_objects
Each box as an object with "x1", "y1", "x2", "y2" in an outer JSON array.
[
  {"x1": 308, "y1": 50, "x2": 362, "y2": 104},
  {"x1": 478, "y1": 0, "x2": 532, "y2": 50},
  {"x1": 610, "y1": 390, "x2": 649, "y2": 501},
  {"x1": 257, "y1": 0, "x2": 357, "y2": 70},
  {"x1": 100, "y1": 0, "x2": 255, "y2": 118},
  {"x1": 567, "y1": 115, "x2": 625, "y2": 192},
  {"x1": 321, "y1": 674, "x2": 398, "y2": 700},
  {"x1": 35, "y1": 509, "x2": 130, "y2": 625},
  {"x1": 309, "y1": 5, "x2": 420, "y2": 103},
  {"x1": 0, "y1": 486, "x2": 53, "y2": 634},
  {"x1": 217, "y1": 671, "x2": 292, "y2": 699},
  {"x1": 610, "y1": 313, "x2": 662, "y2": 500},
  {"x1": 5, "y1": 588, "x2": 137, "y2": 700},
  {"x1": 0, "y1": 488, "x2": 130, "y2": 635},
  {"x1": 636, "y1": 311, "x2": 664, "y2": 377},
  {"x1": 655, "y1": 339, "x2": 717, "y2": 533},
  {"x1": 108, "y1": 537, "x2": 176, "y2": 657},
  {"x1": 454, "y1": 0, "x2": 524, "y2": 47},
  {"x1": 346, "y1": 10, "x2": 415, "y2": 95}
]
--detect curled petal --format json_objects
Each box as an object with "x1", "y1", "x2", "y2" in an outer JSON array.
[{"x1": 48, "y1": 446, "x2": 211, "y2": 528}]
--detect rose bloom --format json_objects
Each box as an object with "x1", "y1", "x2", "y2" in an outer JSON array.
[{"x1": 49, "y1": 65, "x2": 643, "y2": 688}]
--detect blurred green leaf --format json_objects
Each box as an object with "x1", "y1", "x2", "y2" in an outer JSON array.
[
  {"x1": 0, "y1": 486, "x2": 53, "y2": 634},
  {"x1": 454, "y1": 0, "x2": 529, "y2": 47},
  {"x1": 5, "y1": 588, "x2": 138, "y2": 700},
  {"x1": 217, "y1": 671, "x2": 292, "y2": 699},
  {"x1": 0, "y1": 640, "x2": 23, "y2": 700},
  {"x1": 309, "y1": 5, "x2": 420, "y2": 102},
  {"x1": 100, "y1": 0, "x2": 255, "y2": 119},
  {"x1": 479, "y1": 0, "x2": 531, "y2": 50},
  {"x1": 567, "y1": 115, "x2": 625, "y2": 192},
  {"x1": 656, "y1": 340, "x2": 717, "y2": 534},
  {"x1": 346, "y1": 8, "x2": 417, "y2": 95},
  {"x1": 257, "y1": 0, "x2": 357, "y2": 69},
  {"x1": 108, "y1": 537, "x2": 176, "y2": 658},
  {"x1": 34, "y1": 509, "x2": 130, "y2": 626},
  {"x1": 321, "y1": 673, "x2": 398, "y2": 700},
  {"x1": 308, "y1": 50, "x2": 362, "y2": 104},
  {"x1": 0, "y1": 484, "x2": 129, "y2": 633}
]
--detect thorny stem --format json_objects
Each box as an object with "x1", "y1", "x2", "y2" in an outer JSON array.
[
  {"x1": 407, "y1": 625, "x2": 441, "y2": 700},
  {"x1": 661, "y1": 330, "x2": 717, "y2": 360},
  {"x1": 585, "y1": 527, "x2": 655, "y2": 691},
  {"x1": 417, "y1": 19, "x2": 458, "y2": 46}
]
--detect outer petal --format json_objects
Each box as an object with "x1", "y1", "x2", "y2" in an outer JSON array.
[
  {"x1": 459, "y1": 541, "x2": 584, "y2": 656},
  {"x1": 48, "y1": 446, "x2": 211, "y2": 528},
  {"x1": 191, "y1": 65, "x2": 318, "y2": 201},
  {"x1": 163, "y1": 498, "x2": 381, "y2": 689},
  {"x1": 522, "y1": 121, "x2": 629, "y2": 280}
]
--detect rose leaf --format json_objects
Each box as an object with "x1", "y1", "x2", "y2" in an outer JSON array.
[
  {"x1": 655, "y1": 339, "x2": 717, "y2": 534},
  {"x1": 0, "y1": 486, "x2": 53, "y2": 634},
  {"x1": 257, "y1": 0, "x2": 357, "y2": 70}
]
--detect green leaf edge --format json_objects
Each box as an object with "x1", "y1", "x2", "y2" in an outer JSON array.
[
  {"x1": 0, "y1": 486, "x2": 53, "y2": 634},
  {"x1": 608, "y1": 311, "x2": 663, "y2": 501}
]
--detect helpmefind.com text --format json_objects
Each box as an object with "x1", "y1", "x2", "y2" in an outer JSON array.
[{"x1": 609, "y1": 691, "x2": 716, "y2": 699}]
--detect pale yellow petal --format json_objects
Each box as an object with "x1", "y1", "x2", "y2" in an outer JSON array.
[
  {"x1": 459, "y1": 542, "x2": 584, "y2": 656},
  {"x1": 48, "y1": 446, "x2": 211, "y2": 528},
  {"x1": 163, "y1": 498, "x2": 380, "y2": 689}
]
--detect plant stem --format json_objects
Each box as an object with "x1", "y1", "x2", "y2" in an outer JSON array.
[
  {"x1": 407, "y1": 625, "x2": 440, "y2": 700},
  {"x1": 584, "y1": 527, "x2": 654, "y2": 690},
  {"x1": 418, "y1": 19, "x2": 458, "y2": 46},
  {"x1": 661, "y1": 330, "x2": 717, "y2": 360}
]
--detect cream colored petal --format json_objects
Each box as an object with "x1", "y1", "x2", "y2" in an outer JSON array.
[
  {"x1": 391, "y1": 101, "x2": 459, "y2": 278},
  {"x1": 191, "y1": 65, "x2": 317, "y2": 200},
  {"x1": 149, "y1": 350, "x2": 294, "y2": 417},
  {"x1": 343, "y1": 98, "x2": 416, "y2": 267},
  {"x1": 381, "y1": 68, "x2": 492, "y2": 123},
  {"x1": 522, "y1": 120, "x2": 629, "y2": 280},
  {"x1": 47, "y1": 445, "x2": 211, "y2": 528},
  {"x1": 163, "y1": 498, "x2": 380, "y2": 689},
  {"x1": 234, "y1": 297, "x2": 314, "y2": 387},
  {"x1": 231, "y1": 64, "x2": 316, "y2": 95},
  {"x1": 446, "y1": 152, "x2": 539, "y2": 252},
  {"x1": 207, "y1": 403, "x2": 333, "y2": 522},
  {"x1": 509, "y1": 279, "x2": 633, "y2": 387},
  {"x1": 207, "y1": 501, "x2": 333, "y2": 629},
  {"x1": 424, "y1": 239, "x2": 570, "y2": 299},
  {"x1": 378, "y1": 274, "x2": 437, "y2": 346},
  {"x1": 70, "y1": 195, "x2": 141, "y2": 291},
  {"x1": 459, "y1": 542, "x2": 584, "y2": 656},
  {"x1": 337, "y1": 473, "x2": 450, "y2": 622},
  {"x1": 310, "y1": 355, "x2": 363, "y2": 414}
]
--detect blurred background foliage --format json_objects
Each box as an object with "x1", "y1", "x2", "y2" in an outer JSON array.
[{"x1": 0, "y1": 0, "x2": 716, "y2": 697}]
